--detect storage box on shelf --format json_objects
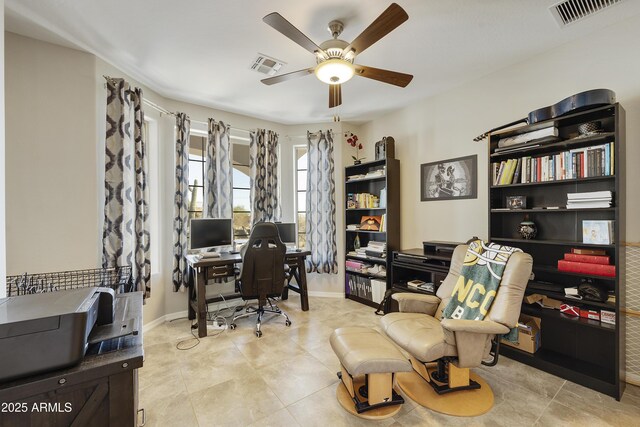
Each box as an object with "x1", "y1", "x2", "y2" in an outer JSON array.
[
  {"x1": 344, "y1": 158, "x2": 399, "y2": 308},
  {"x1": 487, "y1": 104, "x2": 625, "y2": 400}
]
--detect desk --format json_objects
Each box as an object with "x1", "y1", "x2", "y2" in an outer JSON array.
[{"x1": 187, "y1": 250, "x2": 310, "y2": 338}]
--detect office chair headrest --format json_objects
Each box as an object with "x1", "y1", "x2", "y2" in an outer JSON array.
[{"x1": 249, "y1": 222, "x2": 280, "y2": 239}]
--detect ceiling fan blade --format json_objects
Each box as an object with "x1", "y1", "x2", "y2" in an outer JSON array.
[
  {"x1": 329, "y1": 84, "x2": 342, "y2": 108},
  {"x1": 263, "y1": 12, "x2": 323, "y2": 55},
  {"x1": 344, "y1": 3, "x2": 408, "y2": 56},
  {"x1": 353, "y1": 64, "x2": 413, "y2": 87},
  {"x1": 261, "y1": 68, "x2": 315, "y2": 85}
]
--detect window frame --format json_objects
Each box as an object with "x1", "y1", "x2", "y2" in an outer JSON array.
[{"x1": 294, "y1": 145, "x2": 308, "y2": 249}]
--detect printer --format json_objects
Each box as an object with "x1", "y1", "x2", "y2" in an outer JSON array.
[{"x1": 0, "y1": 287, "x2": 136, "y2": 382}]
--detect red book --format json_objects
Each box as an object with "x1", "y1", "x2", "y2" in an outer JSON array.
[
  {"x1": 557, "y1": 260, "x2": 615, "y2": 277},
  {"x1": 580, "y1": 152, "x2": 585, "y2": 178},
  {"x1": 564, "y1": 253, "x2": 610, "y2": 265}
]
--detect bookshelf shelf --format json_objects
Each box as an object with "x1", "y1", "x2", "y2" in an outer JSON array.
[
  {"x1": 491, "y1": 207, "x2": 615, "y2": 213},
  {"x1": 490, "y1": 175, "x2": 614, "y2": 189},
  {"x1": 487, "y1": 103, "x2": 625, "y2": 400},
  {"x1": 490, "y1": 132, "x2": 614, "y2": 159},
  {"x1": 490, "y1": 237, "x2": 615, "y2": 248},
  {"x1": 344, "y1": 158, "x2": 399, "y2": 308},
  {"x1": 345, "y1": 175, "x2": 386, "y2": 183}
]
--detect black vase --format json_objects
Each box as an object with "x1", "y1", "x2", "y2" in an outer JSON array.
[{"x1": 518, "y1": 217, "x2": 537, "y2": 240}]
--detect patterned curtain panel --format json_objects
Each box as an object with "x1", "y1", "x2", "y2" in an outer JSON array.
[
  {"x1": 173, "y1": 113, "x2": 191, "y2": 291},
  {"x1": 204, "y1": 119, "x2": 233, "y2": 218},
  {"x1": 306, "y1": 130, "x2": 338, "y2": 274},
  {"x1": 249, "y1": 129, "x2": 280, "y2": 225},
  {"x1": 102, "y1": 78, "x2": 151, "y2": 297}
]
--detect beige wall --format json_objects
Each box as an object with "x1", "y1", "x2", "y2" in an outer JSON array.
[
  {"x1": 361, "y1": 14, "x2": 640, "y2": 248},
  {"x1": 5, "y1": 33, "x2": 99, "y2": 274}
]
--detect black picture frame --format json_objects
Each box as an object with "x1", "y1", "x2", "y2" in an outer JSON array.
[{"x1": 420, "y1": 155, "x2": 477, "y2": 201}]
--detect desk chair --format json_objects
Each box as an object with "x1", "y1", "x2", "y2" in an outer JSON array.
[
  {"x1": 230, "y1": 222, "x2": 292, "y2": 337},
  {"x1": 380, "y1": 244, "x2": 532, "y2": 416}
]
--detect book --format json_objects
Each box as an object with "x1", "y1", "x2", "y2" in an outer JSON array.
[
  {"x1": 567, "y1": 191, "x2": 612, "y2": 200},
  {"x1": 557, "y1": 260, "x2": 616, "y2": 277},
  {"x1": 564, "y1": 253, "x2": 610, "y2": 265},
  {"x1": 513, "y1": 157, "x2": 522, "y2": 184},
  {"x1": 572, "y1": 248, "x2": 607, "y2": 255}
]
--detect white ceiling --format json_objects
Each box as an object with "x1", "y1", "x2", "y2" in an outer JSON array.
[{"x1": 6, "y1": 0, "x2": 640, "y2": 125}]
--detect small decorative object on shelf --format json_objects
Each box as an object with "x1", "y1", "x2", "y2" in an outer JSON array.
[
  {"x1": 345, "y1": 132, "x2": 364, "y2": 165},
  {"x1": 354, "y1": 233, "x2": 361, "y2": 250},
  {"x1": 359, "y1": 215, "x2": 382, "y2": 231},
  {"x1": 518, "y1": 215, "x2": 537, "y2": 239},
  {"x1": 375, "y1": 136, "x2": 395, "y2": 160},
  {"x1": 507, "y1": 195, "x2": 526, "y2": 209},
  {"x1": 582, "y1": 220, "x2": 614, "y2": 244}
]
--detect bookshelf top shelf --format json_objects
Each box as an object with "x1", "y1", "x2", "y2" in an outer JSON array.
[
  {"x1": 490, "y1": 132, "x2": 614, "y2": 159},
  {"x1": 345, "y1": 175, "x2": 386, "y2": 183}
]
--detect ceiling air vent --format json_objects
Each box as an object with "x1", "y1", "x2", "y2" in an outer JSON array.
[
  {"x1": 550, "y1": 0, "x2": 624, "y2": 27},
  {"x1": 250, "y1": 54, "x2": 285, "y2": 76}
]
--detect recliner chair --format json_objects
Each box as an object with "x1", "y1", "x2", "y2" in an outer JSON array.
[
  {"x1": 380, "y1": 244, "x2": 532, "y2": 416},
  {"x1": 230, "y1": 222, "x2": 292, "y2": 337}
]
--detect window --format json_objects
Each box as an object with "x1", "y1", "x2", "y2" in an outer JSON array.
[
  {"x1": 232, "y1": 142, "x2": 251, "y2": 241},
  {"x1": 295, "y1": 146, "x2": 308, "y2": 249},
  {"x1": 187, "y1": 134, "x2": 206, "y2": 219}
]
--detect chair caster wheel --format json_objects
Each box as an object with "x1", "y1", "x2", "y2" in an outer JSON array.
[
  {"x1": 285, "y1": 320, "x2": 291, "y2": 327},
  {"x1": 230, "y1": 323, "x2": 236, "y2": 330},
  {"x1": 255, "y1": 330, "x2": 263, "y2": 338}
]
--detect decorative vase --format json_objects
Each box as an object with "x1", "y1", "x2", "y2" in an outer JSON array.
[
  {"x1": 518, "y1": 216, "x2": 537, "y2": 240},
  {"x1": 353, "y1": 160, "x2": 362, "y2": 165},
  {"x1": 354, "y1": 233, "x2": 361, "y2": 250}
]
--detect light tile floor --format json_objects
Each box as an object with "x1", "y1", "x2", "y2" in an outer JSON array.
[{"x1": 140, "y1": 296, "x2": 640, "y2": 426}]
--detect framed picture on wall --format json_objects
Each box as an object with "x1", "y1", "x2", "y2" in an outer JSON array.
[{"x1": 420, "y1": 155, "x2": 477, "y2": 201}]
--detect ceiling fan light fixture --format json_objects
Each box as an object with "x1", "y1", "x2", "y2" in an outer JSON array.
[{"x1": 315, "y1": 59, "x2": 355, "y2": 85}]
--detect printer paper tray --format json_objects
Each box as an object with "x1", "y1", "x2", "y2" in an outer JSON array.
[{"x1": 87, "y1": 318, "x2": 139, "y2": 345}]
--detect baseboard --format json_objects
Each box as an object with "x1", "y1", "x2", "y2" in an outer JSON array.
[
  {"x1": 143, "y1": 316, "x2": 166, "y2": 332},
  {"x1": 143, "y1": 310, "x2": 189, "y2": 333},
  {"x1": 307, "y1": 291, "x2": 343, "y2": 298},
  {"x1": 626, "y1": 373, "x2": 640, "y2": 387}
]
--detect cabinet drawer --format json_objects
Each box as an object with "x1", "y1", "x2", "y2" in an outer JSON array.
[{"x1": 206, "y1": 265, "x2": 233, "y2": 279}]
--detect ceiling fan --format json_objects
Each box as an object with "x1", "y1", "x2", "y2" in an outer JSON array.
[{"x1": 261, "y1": 3, "x2": 414, "y2": 108}]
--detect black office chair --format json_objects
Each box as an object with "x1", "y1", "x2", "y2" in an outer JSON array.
[{"x1": 230, "y1": 222, "x2": 292, "y2": 337}]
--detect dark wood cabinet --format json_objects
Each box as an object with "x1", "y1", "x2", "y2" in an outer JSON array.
[
  {"x1": 387, "y1": 241, "x2": 460, "y2": 313},
  {"x1": 344, "y1": 158, "x2": 400, "y2": 307},
  {"x1": 487, "y1": 104, "x2": 625, "y2": 399}
]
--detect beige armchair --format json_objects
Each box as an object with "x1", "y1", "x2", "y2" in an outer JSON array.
[{"x1": 380, "y1": 244, "x2": 532, "y2": 416}]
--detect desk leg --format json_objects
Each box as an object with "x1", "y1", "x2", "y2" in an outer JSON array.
[
  {"x1": 196, "y1": 267, "x2": 207, "y2": 338},
  {"x1": 297, "y1": 258, "x2": 309, "y2": 311},
  {"x1": 282, "y1": 264, "x2": 293, "y2": 301},
  {"x1": 188, "y1": 276, "x2": 196, "y2": 321}
]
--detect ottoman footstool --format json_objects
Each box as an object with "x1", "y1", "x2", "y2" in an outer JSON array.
[{"x1": 329, "y1": 327, "x2": 413, "y2": 419}]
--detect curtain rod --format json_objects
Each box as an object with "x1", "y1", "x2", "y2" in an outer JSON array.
[
  {"x1": 102, "y1": 76, "x2": 329, "y2": 139},
  {"x1": 103, "y1": 75, "x2": 252, "y2": 133}
]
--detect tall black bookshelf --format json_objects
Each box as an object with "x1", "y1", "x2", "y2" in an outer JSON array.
[
  {"x1": 488, "y1": 104, "x2": 625, "y2": 399},
  {"x1": 344, "y1": 158, "x2": 400, "y2": 308}
]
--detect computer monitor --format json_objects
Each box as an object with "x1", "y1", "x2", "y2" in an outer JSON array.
[
  {"x1": 190, "y1": 218, "x2": 232, "y2": 250},
  {"x1": 275, "y1": 222, "x2": 296, "y2": 244}
]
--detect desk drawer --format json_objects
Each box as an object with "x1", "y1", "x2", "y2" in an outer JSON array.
[{"x1": 206, "y1": 265, "x2": 234, "y2": 279}]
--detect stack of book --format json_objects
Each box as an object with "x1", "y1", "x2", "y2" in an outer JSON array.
[
  {"x1": 347, "y1": 224, "x2": 360, "y2": 231},
  {"x1": 557, "y1": 248, "x2": 615, "y2": 277},
  {"x1": 347, "y1": 193, "x2": 380, "y2": 209},
  {"x1": 491, "y1": 141, "x2": 614, "y2": 185},
  {"x1": 364, "y1": 241, "x2": 386, "y2": 259},
  {"x1": 567, "y1": 191, "x2": 612, "y2": 209}
]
